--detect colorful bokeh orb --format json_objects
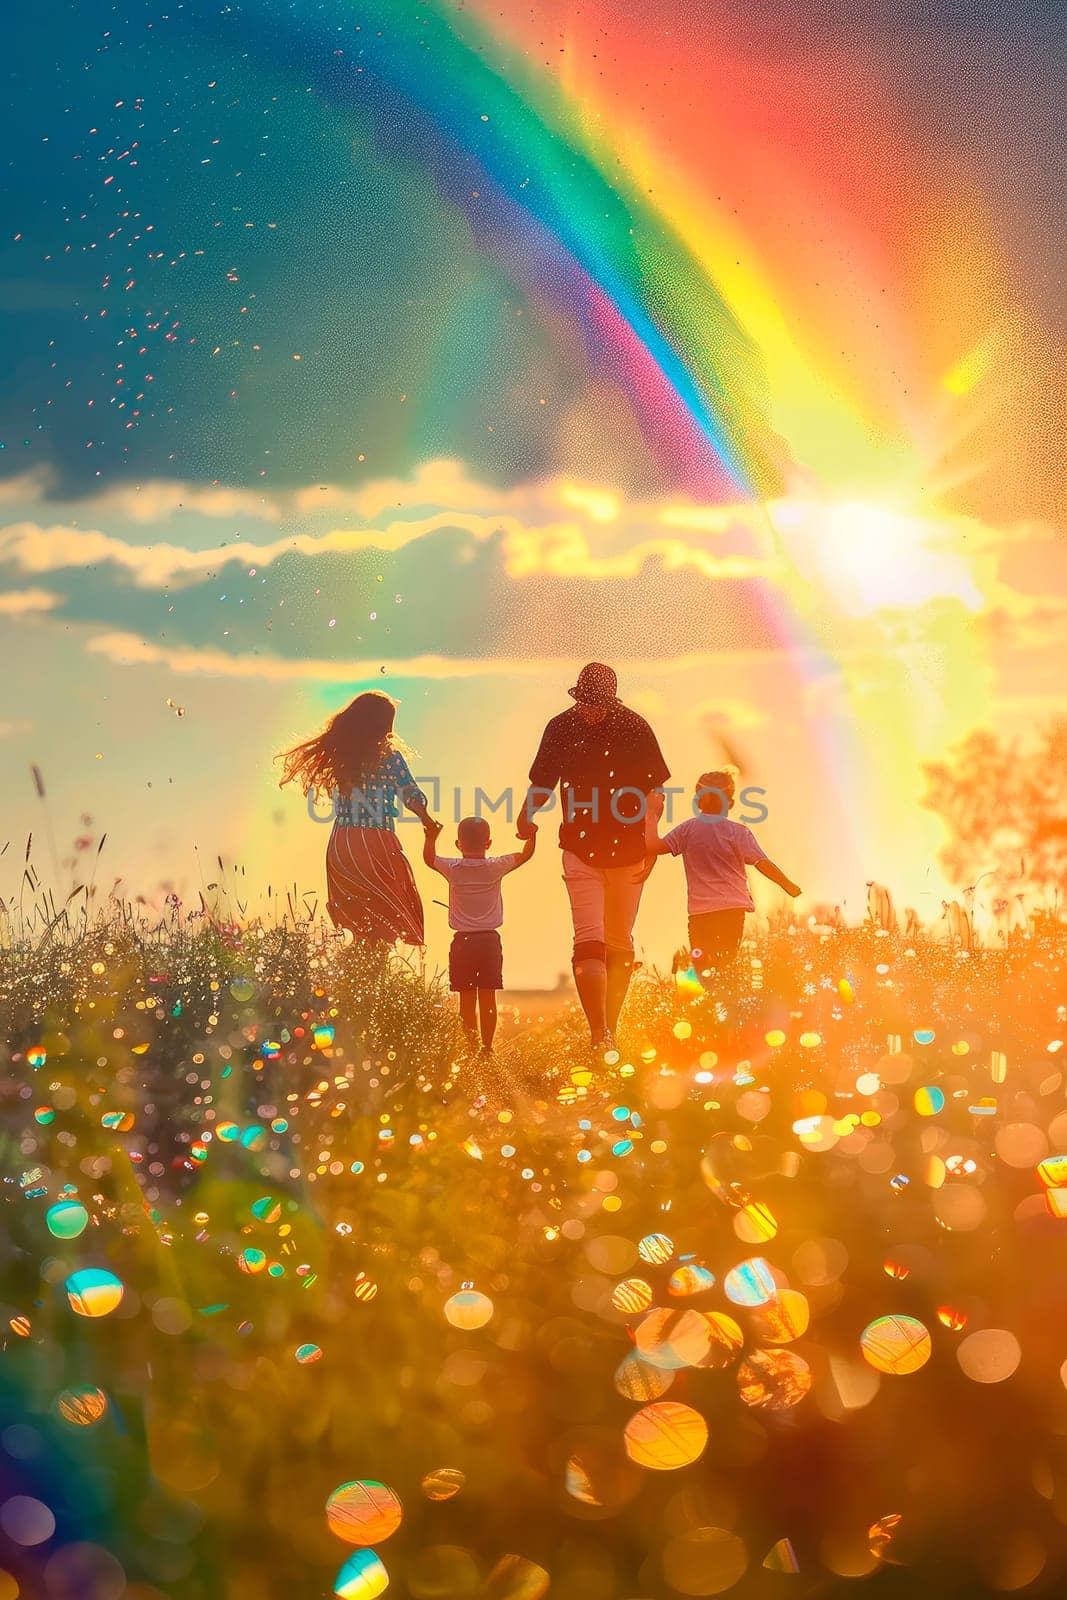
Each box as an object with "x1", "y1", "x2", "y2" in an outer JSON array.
[
  {"x1": 860, "y1": 1316, "x2": 932, "y2": 1375},
  {"x1": 914, "y1": 1085, "x2": 945, "y2": 1116},
  {"x1": 611, "y1": 1277, "x2": 653, "y2": 1314},
  {"x1": 65, "y1": 1268, "x2": 124, "y2": 1318},
  {"x1": 723, "y1": 1257, "x2": 777, "y2": 1307},
  {"x1": 737, "y1": 1348, "x2": 813, "y2": 1410},
  {"x1": 614, "y1": 1352, "x2": 675, "y2": 1401},
  {"x1": 669, "y1": 1263, "x2": 716, "y2": 1297},
  {"x1": 327, "y1": 1481, "x2": 402, "y2": 1545},
  {"x1": 100, "y1": 1111, "x2": 134, "y2": 1132},
  {"x1": 420, "y1": 1467, "x2": 465, "y2": 1502},
  {"x1": 749, "y1": 1290, "x2": 811, "y2": 1344},
  {"x1": 635, "y1": 1308, "x2": 726, "y2": 1370},
  {"x1": 56, "y1": 1385, "x2": 109, "y2": 1426},
  {"x1": 334, "y1": 1548, "x2": 389, "y2": 1599},
  {"x1": 444, "y1": 1290, "x2": 493, "y2": 1330},
  {"x1": 623, "y1": 1401, "x2": 708, "y2": 1470},
  {"x1": 46, "y1": 1200, "x2": 89, "y2": 1239}
]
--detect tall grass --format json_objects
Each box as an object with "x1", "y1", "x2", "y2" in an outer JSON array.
[{"x1": 1, "y1": 862, "x2": 1065, "y2": 1600}]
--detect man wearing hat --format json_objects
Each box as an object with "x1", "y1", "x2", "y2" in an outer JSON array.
[{"x1": 518, "y1": 663, "x2": 670, "y2": 1048}]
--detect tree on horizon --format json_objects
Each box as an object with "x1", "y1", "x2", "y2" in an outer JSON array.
[{"x1": 923, "y1": 719, "x2": 1067, "y2": 904}]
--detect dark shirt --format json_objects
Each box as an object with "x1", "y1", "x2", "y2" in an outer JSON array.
[{"x1": 528, "y1": 704, "x2": 670, "y2": 867}]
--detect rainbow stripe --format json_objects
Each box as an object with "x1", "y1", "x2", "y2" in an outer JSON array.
[{"x1": 194, "y1": 0, "x2": 787, "y2": 499}]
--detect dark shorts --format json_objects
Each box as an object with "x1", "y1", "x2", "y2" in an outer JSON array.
[
  {"x1": 449, "y1": 929, "x2": 503, "y2": 992},
  {"x1": 688, "y1": 909, "x2": 746, "y2": 970}
]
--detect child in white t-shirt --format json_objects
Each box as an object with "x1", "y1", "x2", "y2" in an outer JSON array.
[
  {"x1": 423, "y1": 815, "x2": 536, "y2": 1051},
  {"x1": 644, "y1": 769, "x2": 800, "y2": 980}
]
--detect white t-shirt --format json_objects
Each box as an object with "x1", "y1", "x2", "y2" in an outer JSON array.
[
  {"x1": 433, "y1": 854, "x2": 522, "y2": 932},
  {"x1": 663, "y1": 816, "x2": 768, "y2": 914}
]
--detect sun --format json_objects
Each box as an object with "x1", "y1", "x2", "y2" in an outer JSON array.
[{"x1": 773, "y1": 497, "x2": 984, "y2": 617}]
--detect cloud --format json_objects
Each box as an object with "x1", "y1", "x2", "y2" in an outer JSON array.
[
  {"x1": 4, "y1": 458, "x2": 612, "y2": 526},
  {"x1": 4, "y1": 462, "x2": 1054, "y2": 615},
  {"x1": 85, "y1": 630, "x2": 784, "y2": 682},
  {"x1": 0, "y1": 473, "x2": 51, "y2": 508},
  {"x1": 0, "y1": 474, "x2": 776, "y2": 590},
  {"x1": 979, "y1": 594, "x2": 1067, "y2": 651},
  {"x1": 52, "y1": 461, "x2": 536, "y2": 527},
  {"x1": 0, "y1": 513, "x2": 510, "y2": 589},
  {"x1": 0, "y1": 469, "x2": 284, "y2": 526},
  {"x1": 0, "y1": 587, "x2": 60, "y2": 615},
  {"x1": 85, "y1": 481, "x2": 287, "y2": 526},
  {"x1": 2, "y1": 459, "x2": 1062, "y2": 695},
  {"x1": 504, "y1": 523, "x2": 775, "y2": 582}
]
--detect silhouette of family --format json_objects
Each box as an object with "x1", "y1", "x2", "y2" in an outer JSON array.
[{"x1": 278, "y1": 663, "x2": 800, "y2": 1053}]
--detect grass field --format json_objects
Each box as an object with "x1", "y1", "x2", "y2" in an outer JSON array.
[{"x1": 2, "y1": 905, "x2": 1066, "y2": 1599}]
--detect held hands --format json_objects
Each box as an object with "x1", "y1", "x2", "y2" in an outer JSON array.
[
  {"x1": 636, "y1": 853, "x2": 659, "y2": 884},
  {"x1": 422, "y1": 816, "x2": 444, "y2": 838}
]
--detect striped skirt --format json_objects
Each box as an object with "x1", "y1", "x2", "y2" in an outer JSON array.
[{"x1": 326, "y1": 825, "x2": 425, "y2": 946}]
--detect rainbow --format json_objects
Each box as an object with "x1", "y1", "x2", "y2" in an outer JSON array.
[
  {"x1": 192, "y1": 0, "x2": 879, "y2": 874},
  {"x1": 196, "y1": 0, "x2": 1023, "y2": 897},
  {"x1": 192, "y1": 0, "x2": 789, "y2": 500}
]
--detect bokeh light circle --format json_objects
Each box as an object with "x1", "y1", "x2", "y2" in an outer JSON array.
[
  {"x1": 444, "y1": 1290, "x2": 493, "y2": 1330},
  {"x1": 623, "y1": 1402, "x2": 708, "y2": 1470},
  {"x1": 56, "y1": 1385, "x2": 108, "y2": 1426},
  {"x1": 737, "y1": 1349, "x2": 812, "y2": 1409},
  {"x1": 327, "y1": 1481, "x2": 402, "y2": 1545},
  {"x1": 662, "y1": 1527, "x2": 748, "y2": 1595},
  {"x1": 610, "y1": 1277, "x2": 653, "y2": 1314},
  {"x1": 957, "y1": 1329, "x2": 1022, "y2": 1384},
  {"x1": 46, "y1": 1201, "x2": 88, "y2": 1239},
  {"x1": 334, "y1": 1548, "x2": 388, "y2": 1599},
  {"x1": 65, "y1": 1268, "x2": 124, "y2": 1318},
  {"x1": 0, "y1": 1496, "x2": 55, "y2": 1546},
  {"x1": 421, "y1": 1468, "x2": 464, "y2": 1502},
  {"x1": 860, "y1": 1316, "x2": 932, "y2": 1375},
  {"x1": 723, "y1": 1257, "x2": 777, "y2": 1307}
]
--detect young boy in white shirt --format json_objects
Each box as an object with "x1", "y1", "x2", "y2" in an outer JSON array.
[
  {"x1": 644, "y1": 769, "x2": 800, "y2": 980},
  {"x1": 422, "y1": 815, "x2": 536, "y2": 1052}
]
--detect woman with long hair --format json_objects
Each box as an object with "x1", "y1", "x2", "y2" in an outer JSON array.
[{"x1": 277, "y1": 691, "x2": 431, "y2": 947}]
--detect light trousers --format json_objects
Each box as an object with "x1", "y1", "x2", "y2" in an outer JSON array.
[{"x1": 562, "y1": 850, "x2": 645, "y2": 962}]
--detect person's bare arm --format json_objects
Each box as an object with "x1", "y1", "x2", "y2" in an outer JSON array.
[
  {"x1": 397, "y1": 755, "x2": 433, "y2": 827},
  {"x1": 421, "y1": 816, "x2": 444, "y2": 870},
  {"x1": 755, "y1": 857, "x2": 801, "y2": 897},
  {"x1": 517, "y1": 785, "x2": 554, "y2": 838},
  {"x1": 636, "y1": 836, "x2": 673, "y2": 882},
  {"x1": 512, "y1": 828, "x2": 537, "y2": 867},
  {"x1": 401, "y1": 782, "x2": 432, "y2": 828},
  {"x1": 407, "y1": 794, "x2": 432, "y2": 826}
]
